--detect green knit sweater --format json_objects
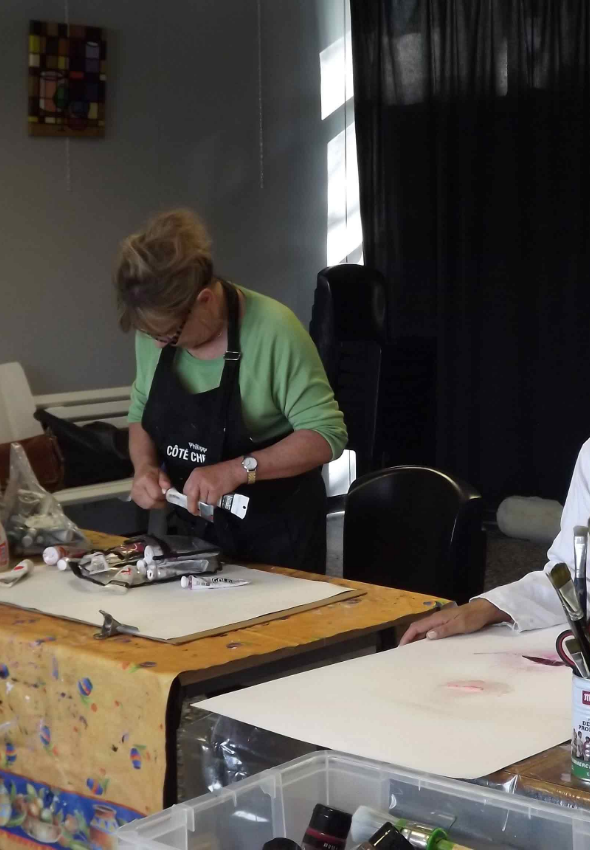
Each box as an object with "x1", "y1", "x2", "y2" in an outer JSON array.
[{"x1": 128, "y1": 286, "x2": 348, "y2": 459}]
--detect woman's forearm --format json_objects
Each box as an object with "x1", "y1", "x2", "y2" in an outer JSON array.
[
  {"x1": 129, "y1": 422, "x2": 160, "y2": 473},
  {"x1": 241, "y1": 429, "x2": 332, "y2": 483}
]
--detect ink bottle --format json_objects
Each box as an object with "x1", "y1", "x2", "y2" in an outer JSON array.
[{"x1": 301, "y1": 804, "x2": 352, "y2": 850}]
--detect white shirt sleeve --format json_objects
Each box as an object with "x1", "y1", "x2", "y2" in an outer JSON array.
[{"x1": 477, "y1": 437, "x2": 590, "y2": 631}]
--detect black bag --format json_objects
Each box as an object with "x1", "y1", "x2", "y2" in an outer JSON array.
[{"x1": 34, "y1": 409, "x2": 133, "y2": 488}]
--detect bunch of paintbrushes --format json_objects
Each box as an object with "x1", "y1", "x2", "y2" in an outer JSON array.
[{"x1": 548, "y1": 524, "x2": 590, "y2": 678}]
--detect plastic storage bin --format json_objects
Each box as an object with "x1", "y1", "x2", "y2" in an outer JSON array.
[{"x1": 117, "y1": 751, "x2": 590, "y2": 850}]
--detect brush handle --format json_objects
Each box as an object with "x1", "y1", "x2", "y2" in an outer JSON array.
[
  {"x1": 577, "y1": 577, "x2": 588, "y2": 621},
  {"x1": 569, "y1": 617, "x2": 590, "y2": 673}
]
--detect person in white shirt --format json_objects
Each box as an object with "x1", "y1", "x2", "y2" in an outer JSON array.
[{"x1": 401, "y1": 438, "x2": 590, "y2": 645}]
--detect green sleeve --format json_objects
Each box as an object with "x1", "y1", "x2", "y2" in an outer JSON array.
[
  {"x1": 271, "y1": 313, "x2": 348, "y2": 460},
  {"x1": 127, "y1": 333, "x2": 153, "y2": 424}
]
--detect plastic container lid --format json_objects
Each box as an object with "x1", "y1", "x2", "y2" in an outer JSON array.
[{"x1": 306, "y1": 804, "x2": 352, "y2": 841}]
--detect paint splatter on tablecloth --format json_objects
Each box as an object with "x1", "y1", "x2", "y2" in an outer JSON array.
[{"x1": 0, "y1": 606, "x2": 177, "y2": 849}]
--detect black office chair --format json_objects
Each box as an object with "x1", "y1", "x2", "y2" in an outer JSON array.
[
  {"x1": 310, "y1": 265, "x2": 388, "y2": 478},
  {"x1": 309, "y1": 265, "x2": 436, "y2": 477},
  {"x1": 343, "y1": 466, "x2": 486, "y2": 604}
]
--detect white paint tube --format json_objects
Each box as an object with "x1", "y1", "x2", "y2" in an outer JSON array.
[
  {"x1": 180, "y1": 575, "x2": 251, "y2": 590},
  {"x1": 0, "y1": 560, "x2": 32, "y2": 587},
  {"x1": 57, "y1": 557, "x2": 82, "y2": 571},
  {"x1": 144, "y1": 545, "x2": 163, "y2": 565},
  {"x1": 163, "y1": 488, "x2": 249, "y2": 521},
  {"x1": 43, "y1": 545, "x2": 88, "y2": 566},
  {"x1": 146, "y1": 559, "x2": 210, "y2": 581}
]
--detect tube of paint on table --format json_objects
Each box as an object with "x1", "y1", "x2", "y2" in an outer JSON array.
[
  {"x1": 111, "y1": 541, "x2": 146, "y2": 559},
  {"x1": 574, "y1": 526, "x2": 588, "y2": 619},
  {"x1": 301, "y1": 804, "x2": 352, "y2": 850},
  {"x1": 43, "y1": 545, "x2": 88, "y2": 566},
  {"x1": 0, "y1": 560, "x2": 32, "y2": 587},
  {"x1": 146, "y1": 559, "x2": 210, "y2": 581},
  {"x1": 180, "y1": 575, "x2": 251, "y2": 589},
  {"x1": 144, "y1": 544, "x2": 164, "y2": 565},
  {"x1": 57, "y1": 557, "x2": 82, "y2": 571}
]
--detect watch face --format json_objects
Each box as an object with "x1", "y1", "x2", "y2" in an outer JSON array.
[{"x1": 243, "y1": 456, "x2": 257, "y2": 471}]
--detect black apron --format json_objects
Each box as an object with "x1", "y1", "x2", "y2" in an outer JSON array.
[{"x1": 141, "y1": 281, "x2": 327, "y2": 573}]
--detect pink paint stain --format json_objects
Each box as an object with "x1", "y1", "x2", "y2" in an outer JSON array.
[{"x1": 443, "y1": 679, "x2": 512, "y2": 696}]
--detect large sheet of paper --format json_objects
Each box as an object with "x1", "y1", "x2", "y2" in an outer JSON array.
[
  {"x1": 0, "y1": 563, "x2": 351, "y2": 642},
  {"x1": 201, "y1": 625, "x2": 572, "y2": 779}
]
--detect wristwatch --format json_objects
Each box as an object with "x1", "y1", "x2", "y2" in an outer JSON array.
[{"x1": 242, "y1": 455, "x2": 258, "y2": 485}]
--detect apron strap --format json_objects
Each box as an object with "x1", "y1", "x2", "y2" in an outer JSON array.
[{"x1": 209, "y1": 280, "x2": 242, "y2": 461}]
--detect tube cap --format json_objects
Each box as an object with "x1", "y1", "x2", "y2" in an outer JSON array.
[
  {"x1": 307, "y1": 804, "x2": 352, "y2": 841},
  {"x1": 262, "y1": 840, "x2": 302, "y2": 850}
]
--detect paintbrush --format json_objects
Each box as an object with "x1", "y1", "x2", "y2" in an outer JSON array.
[
  {"x1": 565, "y1": 636, "x2": 590, "y2": 679},
  {"x1": 574, "y1": 525, "x2": 588, "y2": 619},
  {"x1": 548, "y1": 563, "x2": 590, "y2": 672},
  {"x1": 351, "y1": 806, "x2": 474, "y2": 850}
]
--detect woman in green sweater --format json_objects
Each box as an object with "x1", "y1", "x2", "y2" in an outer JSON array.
[{"x1": 116, "y1": 209, "x2": 347, "y2": 574}]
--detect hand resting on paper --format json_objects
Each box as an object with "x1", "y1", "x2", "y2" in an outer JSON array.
[
  {"x1": 131, "y1": 465, "x2": 172, "y2": 510},
  {"x1": 399, "y1": 598, "x2": 511, "y2": 645}
]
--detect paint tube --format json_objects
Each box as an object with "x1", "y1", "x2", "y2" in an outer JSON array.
[
  {"x1": 110, "y1": 541, "x2": 146, "y2": 559},
  {"x1": 180, "y1": 575, "x2": 251, "y2": 590},
  {"x1": 57, "y1": 557, "x2": 82, "y2": 571},
  {"x1": 146, "y1": 559, "x2": 211, "y2": 581},
  {"x1": 144, "y1": 544, "x2": 164, "y2": 565},
  {"x1": 0, "y1": 560, "x2": 32, "y2": 587},
  {"x1": 163, "y1": 488, "x2": 250, "y2": 521},
  {"x1": 43, "y1": 545, "x2": 88, "y2": 566}
]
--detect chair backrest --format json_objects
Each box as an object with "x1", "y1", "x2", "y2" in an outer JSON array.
[
  {"x1": 309, "y1": 265, "x2": 389, "y2": 477},
  {"x1": 343, "y1": 466, "x2": 486, "y2": 604},
  {"x1": 0, "y1": 362, "x2": 43, "y2": 443}
]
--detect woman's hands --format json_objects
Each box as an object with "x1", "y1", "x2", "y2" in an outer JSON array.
[
  {"x1": 183, "y1": 459, "x2": 244, "y2": 515},
  {"x1": 131, "y1": 465, "x2": 172, "y2": 510},
  {"x1": 399, "y1": 598, "x2": 511, "y2": 646}
]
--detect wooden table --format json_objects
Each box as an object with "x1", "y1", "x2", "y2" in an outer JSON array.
[
  {"x1": 6, "y1": 530, "x2": 447, "y2": 807},
  {"x1": 483, "y1": 745, "x2": 590, "y2": 810}
]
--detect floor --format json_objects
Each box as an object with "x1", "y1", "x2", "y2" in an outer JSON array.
[{"x1": 326, "y1": 511, "x2": 549, "y2": 590}]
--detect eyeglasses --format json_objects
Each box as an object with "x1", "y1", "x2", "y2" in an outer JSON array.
[{"x1": 145, "y1": 301, "x2": 193, "y2": 346}]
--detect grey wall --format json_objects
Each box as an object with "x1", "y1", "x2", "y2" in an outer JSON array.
[{"x1": 0, "y1": 0, "x2": 346, "y2": 393}]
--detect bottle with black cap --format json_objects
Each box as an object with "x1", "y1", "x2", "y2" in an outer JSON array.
[
  {"x1": 301, "y1": 804, "x2": 352, "y2": 850},
  {"x1": 262, "y1": 840, "x2": 302, "y2": 850},
  {"x1": 352, "y1": 822, "x2": 413, "y2": 849}
]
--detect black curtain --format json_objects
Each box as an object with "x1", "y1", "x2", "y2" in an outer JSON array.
[{"x1": 350, "y1": 0, "x2": 590, "y2": 505}]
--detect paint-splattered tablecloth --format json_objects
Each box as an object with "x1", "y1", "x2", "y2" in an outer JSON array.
[{"x1": 0, "y1": 603, "x2": 176, "y2": 850}]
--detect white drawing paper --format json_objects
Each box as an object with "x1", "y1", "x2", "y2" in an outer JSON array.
[
  {"x1": 201, "y1": 625, "x2": 572, "y2": 779},
  {"x1": 0, "y1": 563, "x2": 349, "y2": 641}
]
